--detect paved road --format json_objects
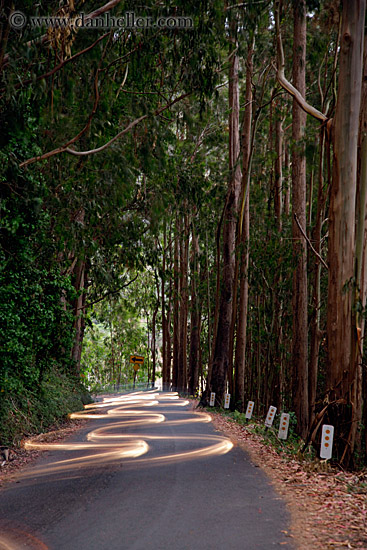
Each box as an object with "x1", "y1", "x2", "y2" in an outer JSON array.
[{"x1": 0, "y1": 391, "x2": 295, "y2": 549}]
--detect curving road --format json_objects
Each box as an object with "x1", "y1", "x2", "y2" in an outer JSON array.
[{"x1": 0, "y1": 391, "x2": 295, "y2": 549}]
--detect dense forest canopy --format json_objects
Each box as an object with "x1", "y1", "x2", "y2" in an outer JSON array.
[{"x1": 0, "y1": 0, "x2": 366, "y2": 469}]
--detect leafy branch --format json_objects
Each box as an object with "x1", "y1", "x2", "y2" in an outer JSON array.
[{"x1": 20, "y1": 91, "x2": 192, "y2": 166}]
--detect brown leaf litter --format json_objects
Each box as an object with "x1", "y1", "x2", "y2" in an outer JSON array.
[
  {"x1": 0, "y1": 419, "x2": 85, "y2": 486},
  {"x1": 209, "y1": 410, "x2": 367, "y2": 550}
]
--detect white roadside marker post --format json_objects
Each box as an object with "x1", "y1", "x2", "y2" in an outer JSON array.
[
  {"x1": 224, "y1": 393, "x2": 231, "y2": 409},
  {"x1": 278, "y1": 413, "x2": 290, "y2": 440},
  {"x1": 209, "y1": 392, "x2": 216, "y2": 407},
  {"x1": 265, "y1": 406, "x2": 277, "y2": 428},
  {"x1": 0, "y1": 447, "x2": 9, "y2": 467},
  {"x1": 245, "y1": 401, "x2": 254, "y2": 420},
  {"x1": 320, "y1": 424, "x2": 334, "y2": 460}
]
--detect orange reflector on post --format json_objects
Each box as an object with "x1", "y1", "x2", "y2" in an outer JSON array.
[
  {"x1": 278, "y1": 413, "x2": 290, "y2": 440},
  {"x1": 224, "y1": 393, "x2": 231, "y2": 409},
  {"x1": 209, "y1": 392, "x2": 215, "y2": 407},
  {"x1": 245, "y1": 401, "x2": 254, "y2": 420},
  {"x1": 265, "y1": 406, "x2": 277, "y2": 427}
]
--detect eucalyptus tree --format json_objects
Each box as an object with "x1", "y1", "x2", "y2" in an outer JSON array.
[
  {"x1": 275, "y1": 0, "x2": 366, "y2": 464},
  {"x1": 210, "y1": 13, "x2": 242, "y2": 405},
  {"x1": 326, "y1": 0, "x2": 365, "y2": 465},
  {"x1": 358, "y1": 31, "x2": 367, "y2": 463},
  {"x1": 291, "y1": 0, "x2": 309, "y2": 439},
  {"x1": 0, "y1": 0, "x2": 227, "y2": 395}
]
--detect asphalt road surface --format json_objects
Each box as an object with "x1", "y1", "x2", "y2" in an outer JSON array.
[{"x1": 0, "y1": 391, "x2": 295, "y2": 550}]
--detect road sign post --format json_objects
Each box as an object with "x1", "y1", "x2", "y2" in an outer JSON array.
[
  {"x1": 130, "y1": 355, "x2": 144, "y2": 389},
  {"x1": 130, "y1": 354, "x2": 144, "y2": 365}
]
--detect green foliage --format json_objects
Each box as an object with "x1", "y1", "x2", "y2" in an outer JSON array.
[
  {"x1": 80, "y1": 277, "x2": 153, "y2": 391},
  {"x1": 0, "y1": 263, "x2": 75, "y2": 393},
  {"x1": 1, "y1": 0, "x2": 228, "y2": 442},
  {"x1": 0, "y1": 122, "x2": 77, "y2": 394},
  {"x1": 0, "y1": 370, "x2": 92, "y2": 446},
  {"x1": 0, "y1": 86, "x2": 85, "y2": 443}
]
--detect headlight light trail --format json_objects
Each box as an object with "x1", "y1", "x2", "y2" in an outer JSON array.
[{"x1": 21, "y1": 392, "x2": 233, "y2": 478}]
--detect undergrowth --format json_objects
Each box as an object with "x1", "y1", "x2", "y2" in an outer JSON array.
[
  {"x1": 0, "y1": 370, "x2": 92, "y2": 446},
  {"x1": 209, "y1": 407, "x2": 316, "y2": 462}
]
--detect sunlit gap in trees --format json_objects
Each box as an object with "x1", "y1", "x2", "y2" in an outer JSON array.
[{"x1": 22, "y1": 392, "x2": 233, "y2": 479}]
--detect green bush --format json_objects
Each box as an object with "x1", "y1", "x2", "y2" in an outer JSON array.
[{"x1": 0, "y1": 370, "x2": 92, "y2": 446}]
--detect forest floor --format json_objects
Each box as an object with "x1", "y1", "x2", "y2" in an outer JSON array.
[
  {"x1": 0, "y1": 404, "x2": 366, "y2": 549},
  {"x1": 208, "y1": 410, "x2": 367, "y2": 550}
]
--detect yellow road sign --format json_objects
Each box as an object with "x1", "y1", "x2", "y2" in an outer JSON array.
[{"x1": 130, "y1": 354, "x2": 144, "y2": 365}]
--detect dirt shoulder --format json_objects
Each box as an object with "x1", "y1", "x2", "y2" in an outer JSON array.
[
  {"x1": 209, "y1": 411, "x2": 367, "y2": 550},
  {"x1": 0, "y1": 419, "x2": 86, "y2": 487}
]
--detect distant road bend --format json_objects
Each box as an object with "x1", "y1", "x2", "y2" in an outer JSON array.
[{"x1": 0, "y1": 391, "x2": 294, "y2": 549}]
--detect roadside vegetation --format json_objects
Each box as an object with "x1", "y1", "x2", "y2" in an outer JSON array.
[
  {"x1": 0, "y1": 371, "x2": 91, "y2": 446},
  {"x1": 1, "y1": 1, "x2": 367, "y2": 469}
]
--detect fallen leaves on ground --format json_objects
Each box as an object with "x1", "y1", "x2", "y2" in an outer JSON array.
[
  {"x1": 209, "y1": 411, "x2": 367, "y2": 550},
  {"x1": 1, "y1": 402, "x2": 366, "y2": 550}
]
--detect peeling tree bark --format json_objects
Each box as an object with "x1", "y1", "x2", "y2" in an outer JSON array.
[
  {"x1": 326, "y1": 0, "x2": 365, "y2": 465},
  {"x1": 309, "y1": 127, "x2": 327, "y2": 425},
  {"x1": 291, "y1": 0, "x2": 309, "y2": 439},
  {"x1": 359, "y1": 33, "x2": 367, "y2": 462},
  {"x1": 354, "y1": 30, "x2": 367, "y2": 461}
]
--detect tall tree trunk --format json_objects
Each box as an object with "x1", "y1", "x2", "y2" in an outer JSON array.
[
  {"x1": 275, "y1": 112, "x2": 283, "y2": 230},
  {"x1": 206, "y1": 230, "x2": 213, "y2": 370},
  {"x1": 177, "y1": 212, "x2": 189, "y2": 392},
  {"x1": 108, "y1": 306, "x2": 115, "y2": 384},
  {"x1": 210, "y1": 19, "x2": 242, "y2": 404},
  {"x1": 327, "y1": 0, "x2": 365, "y2": 465},
  {"x1": 151, "y1": 270, "x2": 160, "y2": 388},
  {"x1": 161, "y1": 223, "x2": 168, "y2": 390},
  {"x1": 355, "y1": 29, "x2": 367, "y2": 460},
  {"x1": 291, "y1": 0, "x2": 309, "y2": 439},
  {"x1": 284, "y1": 142, "x2": 290, "y2": 216},
  {"x1": 234, "y1": 38, "x2": 254, "y2": 412},
  {"x1": 166, "y1": 290, "x2": 172, "y2": 388},
  {"x1": 189, "y1": 228, "x2": 200, "y2": 396},
  {"x1": 172, "y1": 215, "x2": 180, "y2": 390},
  {"x1": 272, "y1": 101, "x2": 283, "y2": 410},
  {"x1": 309, "y1": 127, "x2": 327, "y2": 425},
  {"x1": 71, "y1": 259, "x2": 86, "y2": 374},
  {"x1": 166, "y1": 224, "x2": 173, "y2": 388},
  {"x1": 205, "y1": 216, "x2": 223, "y2": 397}
]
